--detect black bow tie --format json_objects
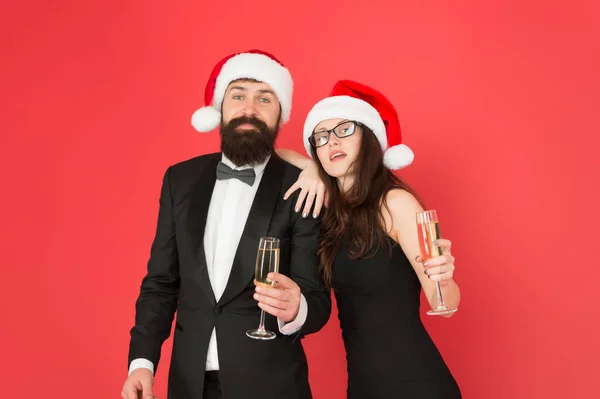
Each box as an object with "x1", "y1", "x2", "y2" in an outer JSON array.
[{"x1": 216, "y1": 161, "x2": 256, "y2": 186}]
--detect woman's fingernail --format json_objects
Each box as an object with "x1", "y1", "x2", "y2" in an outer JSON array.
[
  {"x1": 283, "y1": 195, "x2": 288, "y2": 200},
  {"x1": 423, "y1": 261, "x2": 428, "y2": 267},
  {"x1": 295, "y1": 207, "x2": 300, "y2": 212},
  {"x1": 313, "y1": 213, "x2": 318, "y2": 218},
  {"x1": 433, "y1": 240, "x2": 439, "y2": 245},
  {"x1": 302, "y1": 212, "x2": 308, "y2": 218}
]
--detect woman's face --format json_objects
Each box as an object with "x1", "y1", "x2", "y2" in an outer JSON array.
[{"x1": 313, "y1": 118, "x2": 363, "y2": 179}]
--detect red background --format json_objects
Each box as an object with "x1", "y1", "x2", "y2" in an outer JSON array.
[{"x1": 1, "y1": 1, "x2": 599, "y2": 398}]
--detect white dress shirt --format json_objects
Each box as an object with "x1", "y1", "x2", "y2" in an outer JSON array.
[{"x1": 129, "y1": 154, "x2": 308, "y2": 375}]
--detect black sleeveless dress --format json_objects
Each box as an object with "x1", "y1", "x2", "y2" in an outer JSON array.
[{"x1": 332, "y1": 235, "x2": 462, "y2": 399}]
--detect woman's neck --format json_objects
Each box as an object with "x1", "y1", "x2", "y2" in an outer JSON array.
[{"x1": 336, "y1": 174, "x2": 354, "y2": 193}]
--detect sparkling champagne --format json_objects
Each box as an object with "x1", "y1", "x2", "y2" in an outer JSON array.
[
  {"x1": 254, "y1": 248, "x2": 280, "y2": 287},
  {"x1": 417, "y1": 221, "x2": 443, "y2": 261}
]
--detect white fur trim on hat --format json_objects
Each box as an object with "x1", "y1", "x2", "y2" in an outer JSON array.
[
  {"x1": 191, "y1": 106, "x2": 222, "y2": 132},
  {"x1": 384, "y1": 144, "x2": 414, "y2": 170},
  {"x1": 303, "y1": 95, "x2": 387, "y2": 156}
]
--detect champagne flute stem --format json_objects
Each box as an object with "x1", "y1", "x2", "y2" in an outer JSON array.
[
  {"x1": 435, "y1": 281, "x2": 445, "y2": 309},
  {"x1": 258, "y1": 309, "x2": 267, "y2": 332}
]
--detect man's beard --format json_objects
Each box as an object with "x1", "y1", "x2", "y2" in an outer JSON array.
[{"x1": 220, "y1": 116, "x2": 279, "y2": 166}]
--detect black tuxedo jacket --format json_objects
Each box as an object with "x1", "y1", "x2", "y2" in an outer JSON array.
[{"x1": 128, "y1": 153, "x2": 331, "y2": 399}]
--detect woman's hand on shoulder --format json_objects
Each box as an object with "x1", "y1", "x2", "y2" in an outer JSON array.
[{"x1": 284, "y1": 160, "x2": 329, "y2": 218}]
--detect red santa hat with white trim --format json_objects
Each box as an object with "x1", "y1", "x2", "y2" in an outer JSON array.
[
  {"x1": 303, "y1": 80, "x2": 414, "y2": 170},
  {"x1": 191, "y1": 49, "x2": 293, "y2": 132}
]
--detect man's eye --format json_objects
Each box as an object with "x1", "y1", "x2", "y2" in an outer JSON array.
[{"x1": 259, "y1": 97, "x2": 270, "y2": 103}]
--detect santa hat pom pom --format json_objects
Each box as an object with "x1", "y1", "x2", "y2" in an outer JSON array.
[
  {"x1": 191, "y1": 106, "x2": 221, "y2": 132},
  {"x1": 383, "y1": 144, "x2": 414, "y2": 170}
]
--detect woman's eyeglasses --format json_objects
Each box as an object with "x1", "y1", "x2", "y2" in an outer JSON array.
[{"x1": 308, "y1": 121, "x2": 362, "y2": 148}]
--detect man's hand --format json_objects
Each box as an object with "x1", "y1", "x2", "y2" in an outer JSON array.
[
  {"x1": 254, "y1": 272, "x2": 301, "y2": 323},
  {"x1": 121, "y1": 368, "x2": 157, "y2": 399}
]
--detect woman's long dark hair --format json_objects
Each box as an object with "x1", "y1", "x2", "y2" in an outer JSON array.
[{"x1": 312, "y1": 125, "x2": 423, "y2": 289}]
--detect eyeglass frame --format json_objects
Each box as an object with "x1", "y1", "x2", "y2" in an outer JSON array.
[{"x1": 308, "y1": 120, "x2": 364, "y2": 148}]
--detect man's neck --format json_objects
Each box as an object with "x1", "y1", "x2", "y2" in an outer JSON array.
[{"x1": 221, "y1": 153, "x2": 271, "y2": 170}]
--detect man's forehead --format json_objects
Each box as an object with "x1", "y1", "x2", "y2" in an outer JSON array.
[{"x1": 227, "y1": 79, "x2": 275, "y2": 92}]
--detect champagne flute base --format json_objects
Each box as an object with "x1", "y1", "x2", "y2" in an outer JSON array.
[
  {"x1": 427, "y1": 307, "x2": 458, "y2": 316},
  {"x1": 246, "y1": 329, "x2": 276, "y2": 340}
]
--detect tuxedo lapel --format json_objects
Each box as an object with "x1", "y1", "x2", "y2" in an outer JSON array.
[
  {"x1": 186, "y1": 153, "x2": 221, "y2": 306},
  {"x1": 217, "y1": 156, "x2": 284, "y2": 306}
]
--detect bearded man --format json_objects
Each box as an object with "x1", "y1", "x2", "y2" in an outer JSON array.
[{"x1": 121, "y1": 49, "x2": 331, "y2": 399}]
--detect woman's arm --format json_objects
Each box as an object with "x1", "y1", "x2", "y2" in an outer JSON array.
[
  {"x1": 275, "y1": 148, "x2": 311, "y2": 169},
  {"x1": 383, "y1": 189, "x2": 461, "y2": 316}
]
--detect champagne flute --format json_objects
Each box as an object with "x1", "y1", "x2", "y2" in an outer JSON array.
[
  {"x1": 246, "y1": 237, "x2": 280, "y2": 340},
  {"x1": 416, "y1": 210, "x2": 458, "y2": 316}
]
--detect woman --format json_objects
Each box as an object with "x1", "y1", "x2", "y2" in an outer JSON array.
[{"x1": 277, "y1": 80, "x2": 462, "y2": 398}]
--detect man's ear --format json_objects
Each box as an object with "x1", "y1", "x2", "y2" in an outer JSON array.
[{"x1": 277, "y1": 104, "x2": 283, "y2": 128}]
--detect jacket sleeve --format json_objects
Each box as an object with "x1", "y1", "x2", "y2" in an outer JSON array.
[
  {"x1": 127, "y1": 166, "x2": 180, "y2": 373},
  {"x1": 286, "y1": 199, "x2": 332, "y2": 340}
]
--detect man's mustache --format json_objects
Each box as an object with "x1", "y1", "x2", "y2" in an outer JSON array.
[{"x1": 226, "y1": 116, "x2": 269, "y2": 132}]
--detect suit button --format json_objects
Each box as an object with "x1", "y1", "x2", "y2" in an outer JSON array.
[{"x1": 214, "y1": 307, "x2": 222, "y2": 315}]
